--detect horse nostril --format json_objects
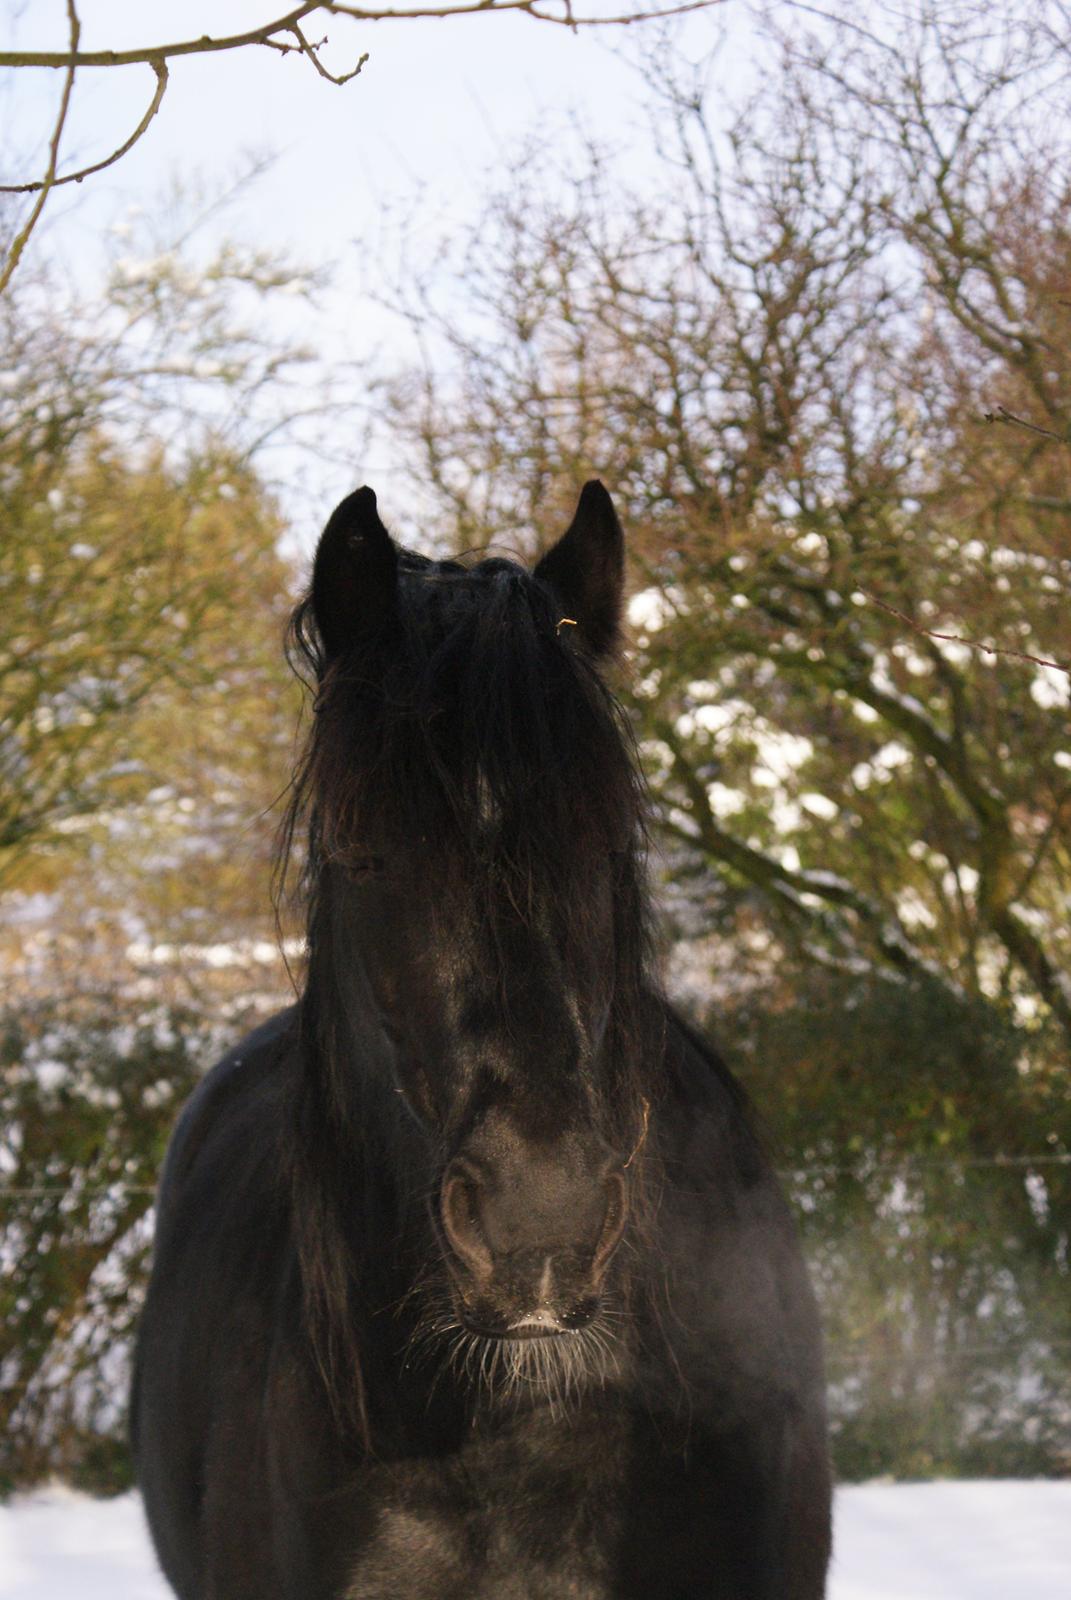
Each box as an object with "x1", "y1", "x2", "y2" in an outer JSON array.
[
  {"x1": 440, "y1": 1165, "x2": 493, "y2": 1279},
  {"x1": 592, "y1": 1170, "x2": 629, "y2": 1276}
]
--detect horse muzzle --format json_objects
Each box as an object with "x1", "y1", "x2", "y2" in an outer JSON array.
[{"x1": 437, "y1": 1142, "x2": 628, "y2": 1337}]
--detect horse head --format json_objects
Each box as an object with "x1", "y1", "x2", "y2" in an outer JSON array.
[{"x1": 288, "y1": 482, "x2": 656, "y2": 1399}]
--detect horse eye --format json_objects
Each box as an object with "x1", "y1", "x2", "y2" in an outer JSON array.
[{"x1": 346, "y1": 855, "x2": 385, "y2": 877}]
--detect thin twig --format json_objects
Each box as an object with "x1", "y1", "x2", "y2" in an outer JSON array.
[
  {"x1": 857, "y1": 590, "x2": 1071, "y2": 676},
  {"x1": 288, "y1": 21, "x2": 368, "y2": 84},
  {"x1": 330, "y1": 0, "x2": 723, "y2": 26},
  {"x1": 0, "y1": 60, "x2": 169, "y2": 197},
  {"x1": 0, "y1": 1, "x2": 80, "y2": 297},
  {"x1": 983, "y1": 403, "x2": 1070, "y2": 446}
]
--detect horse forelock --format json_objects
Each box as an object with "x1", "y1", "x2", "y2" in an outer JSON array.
[{"x1": 279, "y1": 553, "x2": 656, "y2": 1032}]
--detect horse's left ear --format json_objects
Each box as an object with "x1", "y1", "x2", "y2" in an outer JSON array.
[
  {"x1": 534, "y1": 480, "x2": 625, "y2": 659},
  {"x1": 311, "y1": 486, "x2": 398, "y2": 661}
]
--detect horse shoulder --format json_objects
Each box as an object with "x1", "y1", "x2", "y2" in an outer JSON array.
[
  {"x1": 653, "y1": 1002, "x2": 826, "y2": 1395},
  {"x1": 154, "y1": 1005, "x2": 298, "y2": 1230}
]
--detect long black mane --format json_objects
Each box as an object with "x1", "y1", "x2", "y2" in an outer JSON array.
[{"x1": 277, "y1": 549, "x2": 662, "y2": 1442}]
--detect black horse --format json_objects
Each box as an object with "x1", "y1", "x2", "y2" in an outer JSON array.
[{"x1": 132, "y1": 482, "x2": 831, "y2": 1599}]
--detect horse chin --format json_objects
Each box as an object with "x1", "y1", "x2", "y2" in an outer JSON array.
[
  {"x1": 460, "y1": 1317, "x2": 571, "y2": 1343},
  {"x1": 451, "y1": 1292, "x2": 601, "y2": 1343},
  {"x1": 444, "y1": 1317, "x2": 619, "y2": 1411}
]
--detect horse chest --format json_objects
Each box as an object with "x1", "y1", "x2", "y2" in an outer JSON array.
[
  {"x1": 343, "y1": 1506, "x2": 615, "y2": 1600},
  {"x1": 341, "y1": 1420, "x2": 629, "y2": 1600}
]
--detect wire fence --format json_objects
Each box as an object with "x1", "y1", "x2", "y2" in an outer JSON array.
[{"x1": 1, "y1": 1149, "x2": 1068, "y2": 1202}]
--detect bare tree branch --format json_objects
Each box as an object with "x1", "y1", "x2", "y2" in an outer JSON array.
[
  {"x1": 0, "y1": 60, "x2": 169, "y2": 197},
  {"x1": 654, "y1": 717, "x2": 964, "y2": 995},
  {"x1": 856, "y1": 589, "x2": 1071, "y2": 677},
  {"x1": 983, "y1": 403, "x2": 1071, "y2": 446},
  {"x1": 285, "y1": 23, "x2": 368, "y2": 84},
  {"x1": 0, "y1": 1, "x2": 79, "y2": 297},
  {"x1": 0, "y1": 0, "x2": 726, "y2": 293},
  {"x1": 0, "y1": 5, "x2": 353, "y2": 70},
  {"x1": 0, "y1": 0, "x2": 723, "y2": 72}
]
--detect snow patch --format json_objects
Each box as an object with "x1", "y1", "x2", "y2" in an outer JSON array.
[
  {"x1": 1031, "y1": 666, "x2": 1070, "y2": 710},
  {"x1": 2, "y1": 1483, "x2": 1070, "y2": 1598},
  {"x1": 627, "y1": 586, "x2": 682, "y2": 632}
]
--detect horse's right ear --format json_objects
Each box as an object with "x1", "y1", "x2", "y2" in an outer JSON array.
[{"x1": 311, "y1": 487, "x2": 398, "y2": 660}]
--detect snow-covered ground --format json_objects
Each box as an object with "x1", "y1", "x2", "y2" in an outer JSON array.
[{"x1": 1, "y1": 1481, "x2": 1069, "y2": 1598}]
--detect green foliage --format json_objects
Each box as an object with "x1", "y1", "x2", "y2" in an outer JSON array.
[
  {"x1": 0, "y1": 996, "x2": 234, "y2": 1493},
  {"x1": 4, "y1": 447, "x2": 265, "y2": 874},
  {"x1": 0, "y1": 209, "x2": 312, "y2": 889},
  {"x1": 0, "y1": 206, "x2": 304, "y2": 1493},
  {"x1": 717, "y1": 975, "x2": 1071, "y2": 1479}
]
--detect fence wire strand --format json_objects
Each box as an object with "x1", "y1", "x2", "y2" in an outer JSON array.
[{"x1": 2, "y1": 1151, "x2": 1068, "y2": 1202}]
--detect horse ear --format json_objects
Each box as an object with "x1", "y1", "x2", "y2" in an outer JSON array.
[
  {"x1": 311, "y1": 486, "x2": 398, "y2": 660},
  {"x1": 533, "y1": 480, "x2": 625, "y2": 658}
]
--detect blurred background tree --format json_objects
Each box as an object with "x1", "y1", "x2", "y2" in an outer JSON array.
[
  {"x1": 0, "y1": 205, "x2": 305, "y2": 1490},
  {"x1": 2, "y1": 0, "x2": 1069, "y2": 1492},
  {"x1": 0, "y1": 204, "x2": 310, "y2": 889},
  {"x1": 378, "y1": 0, "x2": 1071, "y2": 1474},
  {"x1": 385, "y1": 3, "x2": 1071, "y2": 1036}
]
